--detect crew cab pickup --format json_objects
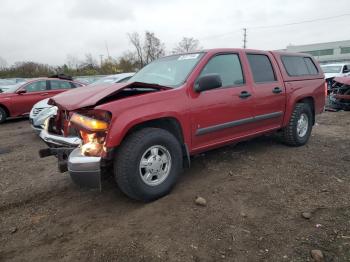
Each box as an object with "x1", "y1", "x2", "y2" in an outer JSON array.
[{"x1": 39, "y1": 48, "x2": 326, "y2": 201}]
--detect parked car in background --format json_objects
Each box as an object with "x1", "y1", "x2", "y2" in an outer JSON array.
[
  {"x1": 73, "y1": 75, "x2": 106, "y2": 85},
  {"x1": 0, "y1": 76, "x2": 85, "y2": 123},
  {"x1": 29, "y1": 73, "x2": 134, "y2": 131},
  {"x1": 39, "y1": 49, "x2": 325, "y2": 202},
  {"x1": 328, "y1": 77, "x2": 350, "y2": 111},
  {"x1": 321, "y1": 63, "x2": 350, "y2": 90},
  {"x1": 29, "y1": 98, "x2": 57, "y2": 132},
  {"x1": 88, "y1": 73, "x2": 135, "y2": 86}
]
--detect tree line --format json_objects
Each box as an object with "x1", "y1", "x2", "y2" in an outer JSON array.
[{"x1": 0, "y1": 32, "x2": 201, "y2": 78}]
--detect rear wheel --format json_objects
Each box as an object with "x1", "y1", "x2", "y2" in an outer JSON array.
[
  {"x1": 0, "y1": 107, "x2": 7, "y2": 124},
  {"x1": 114, "y1": 127, "x2": 183, "y2": 201},
  {"x1": 282, "y1": 103, "x2": 313, "y2": 146}
]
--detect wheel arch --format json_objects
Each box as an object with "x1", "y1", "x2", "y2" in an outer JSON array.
[
  {"x1": 295, "y1": 96, "x2": 315, "y2": 125},
  {"x1": 0, "y1": 103, "x2": 10, "y2": 117},
  {"x1": 110, "y1": 117, "x2": 190, "y2": 168},
  {"x1": 284, "y1": 95, "x2": 316, "y2": 127}
]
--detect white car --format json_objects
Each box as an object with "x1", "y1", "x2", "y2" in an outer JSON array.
[
  {"x1": 29, "y1": 73, "x2": 135, "y2": 132},
  {"x1": 29, "y1": 98, "x2": 57, "y2": 132},
  {"x1": 321, "y1": 64, "x2": 350, "y2": 90}
]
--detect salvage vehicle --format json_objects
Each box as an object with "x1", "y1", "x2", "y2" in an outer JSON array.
[
  {"x1": 0, "y1": 76, "x2": 85, "y2": 123},
  {"x1": 321, "y1": 63, "x2": 350, "y2": 91},
  {"x1": 39, "y1": 48, "x2": 326, "y2": 201},
  {"x1": 29, "y1": 73, "x2": 134, "y2": 132},
  {"x1": 328, "y1": 77, "x2": 350, "y2": 110}
]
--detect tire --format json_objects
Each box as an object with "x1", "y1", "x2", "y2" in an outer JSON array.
[
  {"x1": 282, "y1": 103, "x2": 313, "y2": 146},
  {"x1": 114, "y1": 127, "x2": 183, "y2": 202},
  {"x1": 0, "y1": 107, "x2": 7, "y2": 124}
]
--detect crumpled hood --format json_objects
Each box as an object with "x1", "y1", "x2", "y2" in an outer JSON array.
[
  {"x1": 333, "y1": 77, "x2": 350, "y2": 85},
  {"x1": 50, "y1": 82, "x2": 169, "y2": 111}
]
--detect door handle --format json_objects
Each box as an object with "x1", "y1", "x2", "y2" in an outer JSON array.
[
  {"x1": 40, "y1": 93, "x2": 49, "y2": 96},
  {"x1": 239, "y1": 91, "x2": 251, "y2": 99},
  {"x1": 272, "y1": 87, "x2": 282, "y2": 94}
]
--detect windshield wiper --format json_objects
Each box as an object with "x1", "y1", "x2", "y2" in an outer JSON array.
[{"x1": 132, "y1": 82, "x2": 173, "y2": 90}]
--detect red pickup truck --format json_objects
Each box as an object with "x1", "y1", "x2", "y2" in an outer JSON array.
[{"x1": 39, "y1": 48, "x2": 326, "y2": 201}]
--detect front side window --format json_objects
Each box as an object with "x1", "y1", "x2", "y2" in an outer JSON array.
[
  {"x1": 25, "y1": 81, "x2": 47, "y2": 92},
  {"x1": 199, "y1": 54, "x2": 244, "y2": 87},
  {"x1": 50, "y1": 80, "x2": 73, "y2": 90},
  {"x1": 247, "y1": 54, "x2": 276, "y2": 83},
  {"x1": 129, "y1": 53, "x2": 204, "y2": 87}
]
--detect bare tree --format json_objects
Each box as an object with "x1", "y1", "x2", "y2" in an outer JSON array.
[
  {"x1": 143, "y1": 31, "x2": 165, "y2": 64},
  {"x1": 118, "y1": 52, "x2": 138, "y2": 72},
  {"x1": 79, "y1": 53, "x2": 98, "y2": 70},
  {"x1": 173, "y1": 37, "x2": 201, "y2": 54},
  {"x1": 128, "y1": 31, "x2": 165, "y2": 68},
  {"x1": 0, "y1": 56, "x2": 7, "y2": 69},
  {"x1": 66, "y1": 54, "x2": 80, "y2": 69},
  {"x1": 128, "y1": 32, "x2": 144, "y2": 68}
]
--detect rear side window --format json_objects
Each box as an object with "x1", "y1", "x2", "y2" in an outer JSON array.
[
  {"x1": 247, "y1": 54, "x2": 276, "y2": 83},
  {"x1": 281, "y1": 56, "x2": 319, "y2": 76},
  {"x1": 199, "y1": 54, "x2": 244, "y2": 87},
  {"x1": 50, "y1": 80, "x2": 73, "y2": 90}
]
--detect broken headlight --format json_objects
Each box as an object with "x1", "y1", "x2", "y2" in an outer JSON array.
[{"x1": 70, "y1": 111, "x2": 111, "y2": 157}]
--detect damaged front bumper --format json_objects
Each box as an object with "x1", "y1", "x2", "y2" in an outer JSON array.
[
  {"x1": 68, "y1": 147, "x2": 102, "y2": 190},
  {"x1": 39, "y1": 129, "x2": 102, "y2": 190}
]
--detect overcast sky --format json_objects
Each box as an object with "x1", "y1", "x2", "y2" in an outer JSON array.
[{"x1": 1, "y1": 0, "x2": 349, "y2": 66}]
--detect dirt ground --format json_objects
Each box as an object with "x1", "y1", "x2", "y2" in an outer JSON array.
[{"x1": 0, "y1": 112, "x2": 349, "y2": 262}]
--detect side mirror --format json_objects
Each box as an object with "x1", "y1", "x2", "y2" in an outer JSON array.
[
  {"x1": 17, "y1": 89, "x2": 27, "y2": 95},
  {"x1": 343, "y1": 69, "x2": 349, "y2": 73},
  {"x1": 195, "y1": 74, "x2": 222, "y2": 92}
]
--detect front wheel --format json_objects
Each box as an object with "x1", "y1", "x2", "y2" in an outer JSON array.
[
  {"x1": 282, "y1": 103, "x2": 313, "y2": 146},
  {"x1": 114, "y1": 127, "x2": 183, "y2": 201}
]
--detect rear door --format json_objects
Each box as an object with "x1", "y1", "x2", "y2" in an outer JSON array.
[
  {"x1": 47, "y1": 80, "x2": 76, "y2": 96},
  {"x1": 11, "y1": 80, "x2": 49, "y2": 115},
  {"x1": 245, "y1": 52, "x2": 285, "y2": 131},
  {"x1": 190, "y1": 52, "x2": 255, "y2": 151}
]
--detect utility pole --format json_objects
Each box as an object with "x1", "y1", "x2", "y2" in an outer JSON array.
[
  {"x1": 243, "y1": 28, "x2": 247, "y2": 49},
  {"x1": 105, "y1": 41, "x2": 111, "y2": 61},
  {"x1": 99, "y1": 54, "x2": 104, "y2": 67}
]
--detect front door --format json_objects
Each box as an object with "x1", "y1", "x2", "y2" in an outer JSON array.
[
  {"x1": 47, "y1": 80, "x2": 75, "y2": 96},
  {"x1": 11, "y1": 80, "x2": 49, "y2": 116},
  {"x1": 190, "y1": 53, "x2": 255, "y2": 152}
]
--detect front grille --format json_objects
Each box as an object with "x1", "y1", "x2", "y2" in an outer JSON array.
[{"x1": 32, "y1": 107, "x2": 44, "y2": 117}]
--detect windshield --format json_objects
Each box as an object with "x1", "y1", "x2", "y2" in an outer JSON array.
[
  {"x1": 128, "y1": 53, "x2": 204, "y2": 87},
  {"x1": 0, "y1": 79, "x2": 14, "y2": 86},
  {"x1": 321, "y1": 65, "x2": 342, "y2": 73},
  {"x1": 0, "y1": 83, "x2": 25, "y2": 93}
]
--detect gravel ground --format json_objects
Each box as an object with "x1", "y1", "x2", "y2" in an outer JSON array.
[{"x1": 0, "y1": 112, "x2": 349, "y2": 262}]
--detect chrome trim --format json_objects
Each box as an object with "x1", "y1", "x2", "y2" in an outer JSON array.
[
  {"x1": 39, "y1": 129, "x2": 82, "y2": 147},
  {"x1": 68, "y1": 147, "x2": 102, "y2": 189},
  {"x1": 68, "y1": 147, "x2": 101, "y2": 172},
  {"x1": 196, "y1": 111, "x2": 283, "y2": 136}
]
